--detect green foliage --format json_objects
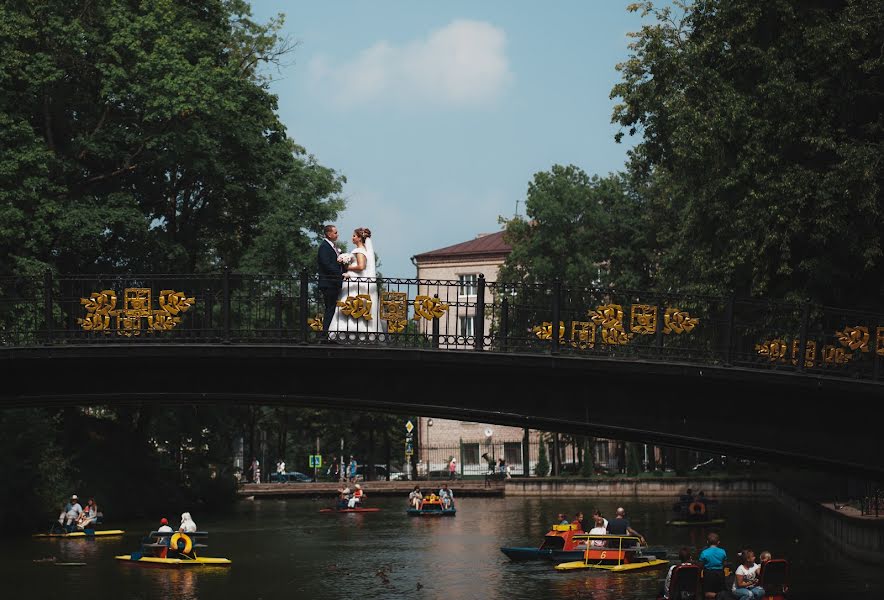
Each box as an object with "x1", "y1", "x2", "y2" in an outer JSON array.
[
  {"x1": 0, "y1": 0, "x2": 344, "y2": 277},
  {"x1": 612, "y1": 0, "x2": 884, "y2": 306},
  {"x1": 535, "y1": 441, "x2": 551, "y2": 477},
  {"x1": 498, "y1": 166, "x2": 654, "y2": 290},
  {"x1": 580, "y1": 437, "x2": 596, "y2": 477}
]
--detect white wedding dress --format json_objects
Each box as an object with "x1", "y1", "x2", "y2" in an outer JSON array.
[{"x1": 328, "y1": 238, "x2": 386, "y2": 341}]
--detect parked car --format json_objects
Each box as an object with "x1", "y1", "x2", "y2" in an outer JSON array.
[
  {"x1": 269, "y1": 471, "x2": 314, "y2": 483},
  {"x1": 353, "y1": 464, "x2": 406, "y2": 481}
]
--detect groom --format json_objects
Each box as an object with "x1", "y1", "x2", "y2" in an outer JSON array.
[{"x1": 317, "y1": 224, "x2": 346, "y2": 333}]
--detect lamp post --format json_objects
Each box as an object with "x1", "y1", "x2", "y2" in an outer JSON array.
[{"x1": 426, "y1": 419, "x2": 433, "y2": 477}]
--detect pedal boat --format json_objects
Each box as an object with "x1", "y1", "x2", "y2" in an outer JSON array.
[
  {"x1": 554, "y1": 535, "x2": 669, "y2": 572},
  {"x1": 319, "y1": 506, "x2": 381, "y2": 513},
  {"x1": 115, "y1": 531, "x2": 231, "y2": 567},
  {"x1": 501, "y1": 522, "x2": 586, "y2": 561},
  {"x1": 667, "y1": 498, "x2": 725, "y2": 527},
  {"x1": 34, "y1": 523, "x2": 124, "y2": 538},
  {"x1": 406, "y1": 494, "x2": 456, "y2": 517}
]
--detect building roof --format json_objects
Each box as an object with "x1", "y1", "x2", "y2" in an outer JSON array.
[{"x1": 412, "y1": 230, "x2": 512, "y2": 263}]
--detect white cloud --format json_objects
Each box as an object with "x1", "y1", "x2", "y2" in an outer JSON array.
[{"x1": 308, "y1": 20, "x2": 512, "y2": 109}]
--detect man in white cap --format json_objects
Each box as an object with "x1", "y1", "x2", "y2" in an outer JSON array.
[{"x1": 58, "y1": 494, "x2": 83, "y2": 530}]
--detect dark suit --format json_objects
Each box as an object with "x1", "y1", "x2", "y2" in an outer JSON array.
[{"x1": 317, "y1": 239, "x2": 345, "y2": 331}]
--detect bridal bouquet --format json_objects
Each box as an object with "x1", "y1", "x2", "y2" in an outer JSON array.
[{"x1": 337, "y1": 252, "x2": 354, "y2": 265}]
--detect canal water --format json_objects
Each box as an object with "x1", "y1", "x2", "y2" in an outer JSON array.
[{"x1": 5, "y1": 496, "x2": 883, "y2": 599}]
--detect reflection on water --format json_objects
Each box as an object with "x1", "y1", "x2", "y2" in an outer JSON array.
[{"x1": 4, "y1": 496, "x2": 884, "y2": 600}]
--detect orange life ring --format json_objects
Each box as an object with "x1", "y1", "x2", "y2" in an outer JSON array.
[
  {"x1": 170, "y1": 532, "x2": 193, "y2": 554},
  {"x1": 688, "y1": 501, "x2": 706, "y2": 516}
]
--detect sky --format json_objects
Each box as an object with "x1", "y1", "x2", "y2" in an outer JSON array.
[{"x1": 249, "y1": 1, "x2": 648, "y2": 278}]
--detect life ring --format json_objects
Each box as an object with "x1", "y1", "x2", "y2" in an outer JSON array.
[
  {"x1": 170, "y1": 532, "x2": 193, "y2": 554},
  {"x1": 688, "y1": 501, "x2": 706, "y2": 516}
]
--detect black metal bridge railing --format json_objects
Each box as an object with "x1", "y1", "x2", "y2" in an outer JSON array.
[{"x1": 0, "y1": 270, "x2": 881, "y2": 383}]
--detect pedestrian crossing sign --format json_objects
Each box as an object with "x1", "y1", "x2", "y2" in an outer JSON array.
[{"x1": 309, "y1": 455, "x2": 322, "y2": 468}]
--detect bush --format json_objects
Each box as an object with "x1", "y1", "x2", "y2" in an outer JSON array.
[{"x1": 535, "y1": 442, "x2": 550, "y2": 477}]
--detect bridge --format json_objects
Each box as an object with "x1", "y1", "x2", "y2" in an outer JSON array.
[{"x1": 1, "y1": 271, "x2": 882, "y2": 478}]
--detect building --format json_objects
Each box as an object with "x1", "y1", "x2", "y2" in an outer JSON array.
[
  {"x1": 410, "y1": 229, "x2": 511, "y2": 349},
  {"x1": 410, "y1": 230, "x2": 542, "y2": 474}
]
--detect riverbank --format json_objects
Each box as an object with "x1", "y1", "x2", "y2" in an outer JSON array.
[{"x1": 238, "y1": 479, "x2": 505, "y2": 498}]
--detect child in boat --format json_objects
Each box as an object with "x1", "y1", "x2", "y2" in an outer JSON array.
[
  {"x1": 732, "y1": 548, "x2": 765, "y2": 599},
  {"x1": 662, "y1": 547, "x2": 694, "y2": 599},
  {"x1": 438, "y1": 483, "x2": 454, "y2": 509},
  {"x1": 408, "y1": 486, "x2": 423, "y2": 509},
  {"x1": 179, "y1": 512, "x2": 197, "y2": 533},
  {"x1": 337, "y1": 485, "x2": 350, "y2": 509},
  {"x1": 588, "y1": 514, "x2": 608, "y2": 547},
  {"x1": 699, "y1": 531, "x2": 727, "y2": 599},
  {"x1": 75, "y1": 498, "x2": 99, "y2": 530}
]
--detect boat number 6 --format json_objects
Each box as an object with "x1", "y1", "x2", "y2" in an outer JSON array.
[{"x1": 600, "y1": 551, "x2": 607, "y2": 559}]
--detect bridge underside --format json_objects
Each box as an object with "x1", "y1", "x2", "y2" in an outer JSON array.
[{"x1": 3, "y1": 345, "x2": 882, "y2": 478}]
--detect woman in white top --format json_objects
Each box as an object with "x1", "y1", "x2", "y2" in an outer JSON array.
[{"x1": 179, "y1": 512, "x2": 198, "y2": 533}]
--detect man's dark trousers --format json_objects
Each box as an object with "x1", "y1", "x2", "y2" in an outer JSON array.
[{"x1": 322, "y1": 287, "x2": 339, "y2": 331}]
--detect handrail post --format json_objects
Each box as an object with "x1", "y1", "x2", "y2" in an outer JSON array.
[
  {"x1": 551, "y1": 279, "x2": 561, "y2": 354},
  {"x1": 299, "y1": 269, "x2": 309, "y2": 344},
  {"x1": 796, "y1": 300, "x2": 810, "y2": 372},
  {"x1": 274, "y1": 291, "x2": 283, "y2": 338},
  {"x1": 474, "y1": 274, "x2": 486, "y2": 351},
  {"x1": 655, "y1": 301, "x2": 664, "y2": 357},
  {"x1": 723, "y1": 294, "x2": 735, "y2": 366},
  {"x1": 500, "y1": 296, "x2": 509, "y2": 352},
  {"x1": 432, "y1": 294, "x2": 440, "y2": 349},
  {"x1": 43, "y1": 269, "x2": 53, "y2": 345},
  {"x1": 222, "y1": 266, "x2": 231, "y2": 342}
]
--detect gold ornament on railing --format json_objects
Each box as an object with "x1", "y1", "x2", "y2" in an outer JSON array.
[
  {"x1": 307, "y1": 314, "x2": 324, "y2": 332},
  {"x1": 877, "y1": 327, "x2": 884, "y2": 357},
  {"x1": 570, "y1": 321, "x2": 595, "y2": 349},
  {"x1": 629, "y1": 304, "x2": 657, "y2": 335},
  {"x1": 791, "y1": 339, "x2": 817, "y2": 368},
  {"x1": 412, "y1": 295, "x2": 449, "y2": 321},
  {"x1": 755, "y1": 339, "x2": 789, "y2": 362},
  {"x1": 662, "y1": 308, "x2": 699, "y2": 334},
  {"x1": 337, "y1": 294, "x2": 373, "y2": 320},
  {"x1": 836, "y1": 326, "x2": 870, "y2": 352},
  {"x1": 822, "y1": 344, "x2": 851, "y2": 365},
  {"x1": 590, "y1": 304, "x2": 631, "y2": 345},
  {"x1": 78, "y1": 288, "x2": 194, "y2": 336},
  {"x1": 380, "y1": 291, "x2": 408, "y2": 333},
  {"x1": 533, "y1": 321, "x2": 565, "y2": 340}
]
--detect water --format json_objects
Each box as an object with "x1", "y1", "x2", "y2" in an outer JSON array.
[{"x1": 5, "y1": 496, "x2": 884, "y2": 599}]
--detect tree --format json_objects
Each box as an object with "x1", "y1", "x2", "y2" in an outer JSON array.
[
  {"x1": 535, "y1": 440, "x2": 550, "y2": 477},
  {"x1": 498, "y1": 166, "x2": 654, "y2": 290},
  {"x1": 0, "y1": 0, "x2": 344, "y2": 277},
  {"x1": 612, "y1": 0, "x2": 883, "y2": 307}
]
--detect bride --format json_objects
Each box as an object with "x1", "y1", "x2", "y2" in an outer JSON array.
[{"x1": 328, "y1": 227, "x2": 386, "y2": 341}]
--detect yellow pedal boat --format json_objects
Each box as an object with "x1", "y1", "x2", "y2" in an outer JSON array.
[
  {"x1": 34, "y1": 529, "x2": 125, "y2": 538},
  {"x1": 115, "y1": 531, "x2": 231, "y2": 567},
  {"x1": 554, "y1": 534, "x2": 669, "y2": 572}
]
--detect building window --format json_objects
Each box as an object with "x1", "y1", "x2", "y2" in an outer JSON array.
[
  {"x1": 463, "y1": 443, "x2": 480, "y2": 465},
  {"x1": 459, "y1": 274, "x2": 478, "y2": 297},
  {"x1": 504, "y1": 442, "x2": 522, "y2": 466},
  {"x1": 459, "y1": 316, "x2": 475, "y2": 338}
]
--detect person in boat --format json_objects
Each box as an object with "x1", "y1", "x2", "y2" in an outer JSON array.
[
  {"x1": 337, "y1": 484, "x2": 350, "y2": 509},
  {"x1": 76, "y1": 497, "x2": 99, "y2": 530},
  {"x1": 571, "y1": 511, "x2": 585, "y2": 531},
  {"x1": 557, "y1": 513, "x2": 570, "y2": 526},
  {"x1": 152, "y1": 517, "x2": 174, "y2": 557},
  {"x1": 438, "y1": 483, "x2": 454, "y2": 509},
  {"x1": 679, "y1": 488, "x2": 695, "y2": 504},
  {"x1": 606, "y1": 507, "x2": 646, "y2": 546},
  {"x1": 699, "y1": 531, "x2": 727, "y2": 599},
  {"x1": 57, "y1": 494, "x2": 82, "y2": 531},
  {"x1": 662, "y1": 547, "x2": 694, "y2": 600},
  {"x1": 758, "y1": 550, "x2": 772, "y2": 564},
  {"x1": 179, "y1": 512, "x2": 197, "y2": 533},
  {"x1": 587, "y1": 514, "x2": 608, "y2": 547},
  {"x1": 408, "y1": 486, "x2": 423, "y2": 509},
  {"x1": 731, "y1": 547, "x2": 765, "y2": 599},
  {"x1": 592, "y1": 509, "x2": 608, "y2": 530},
  {"x1": 348, "y1": 483, "x2": 364, "y2": 508}
]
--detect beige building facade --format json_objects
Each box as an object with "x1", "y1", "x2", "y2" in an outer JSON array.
[{"x1": 411, "y1": 230, "x2": 543, "y2": 475}]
